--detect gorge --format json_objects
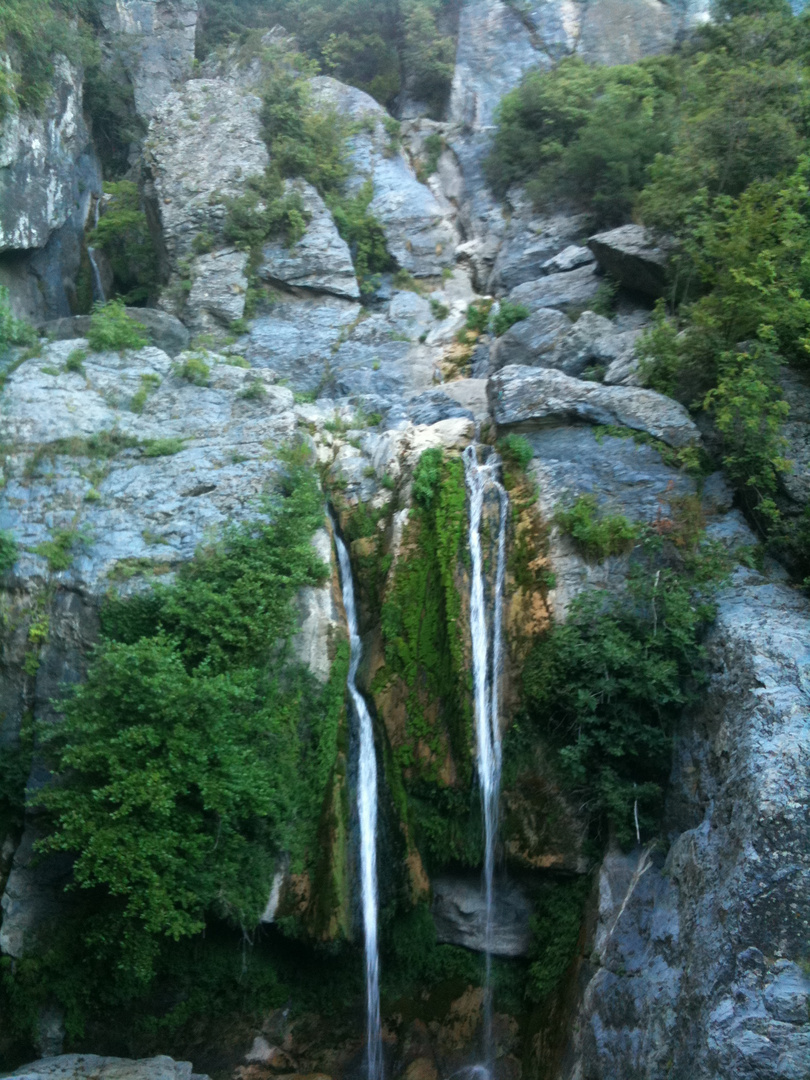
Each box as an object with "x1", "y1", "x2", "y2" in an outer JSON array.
[{"x1": 0, "y1": 3, "x2": 809, "y2": 1080}]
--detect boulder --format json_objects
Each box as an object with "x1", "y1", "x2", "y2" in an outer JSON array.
[
  {"x1": 96, "y1": 0, "x2": 198, "y2": 121},
  {"x1": 507, "y1": 264, "x2": 602, "y2": 315},
  {"x1": 9, "y1": 1056, "x2": 208, "y2": 1080},
  {"x1": 588, "y1": 224, "x2": 672, "y2": 297},
  {"x1": 259, "y1": 180, "x2": 360, "y2": 299},
  {"x1": 551, "y1": 311, "x2": 615, "y2": 376},
  {"x1": 40, "y1": 309, "x2": 190, "y2": 357},
  {"x1": 432, "y1": 876, "x2": 533, "y2": 956},
  {"x1": 489, "y1": 210, "x2": 588, "y2": 294},
  {"x1": 489, "y1": 365, "x2": 700, "y2": 447},
  {"x1": 309, "y1": 77, "x2": 457, "y2": 276},
  {"x1": 541, "y1": 244, "x2": 596, "y2": 275},
  {"x1": 490, "y1": 309, "x2": 572, "y2": 371}
]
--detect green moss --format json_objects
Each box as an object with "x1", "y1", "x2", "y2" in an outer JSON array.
[{"x1": 526, "y1": 877, "x2": 590, "y2": 1002}]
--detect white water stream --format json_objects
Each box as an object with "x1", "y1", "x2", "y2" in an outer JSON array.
[
  {"x1": 332, "y1": 523, "x2": 383, "y2": 1080},
  {"x1": 463, "y1": 444, "x2": 509, "y2": 1074}
]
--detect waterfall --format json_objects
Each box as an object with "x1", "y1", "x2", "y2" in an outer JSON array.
[
  {"x1": 332, "y1": 520, "x2": 383, "y2": 1080},
  {"x1": 87, "y1": 196, "x2": 106, "y2": 304},
  {"x1": 463, "y1": 444, "x2": 508, "y2": 1075}
]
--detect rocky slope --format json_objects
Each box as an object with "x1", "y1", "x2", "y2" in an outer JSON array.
[{"x1": 1, "y1": 3, "x2": 808, "y2": 1080}]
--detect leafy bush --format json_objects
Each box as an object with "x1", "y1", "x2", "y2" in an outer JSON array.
[
  {"x1": 176, "y1": 353, "x2": 211, "y2": 386},
  {"x1": 0, "y1": 286, "x2": 37, "y2": 354},
  {"x1": 130, "y1": 373, "x2": 161, "y2": 414},
  {"x1": 35, "y1": 527, "x2": 79, "y2": 571},
  {"x1": 87, "y1": 182, "x2": 159, "y2": 304},
  {"x1": 465, "y1": 299, "x2": 493, "y2": 333},
  {"x1": 64, "y1": 347, "x2": 87, "y2": 374},
  {"x1": 526, "y1": 878, "x2": 590, "y2": 1002},
  {"x1": 491, "y1": 301, "x2": 530, "y2": 337},
  {"x1": 555, "y1": 494, "x2": 641, "y2": 561},
  {"x1": 498, "y1": 434, "x2": 533, "y2": 470},
  {"x1": 141, "y1": 438, "x2": 185, "y2": 457},
  {"x1": 87, "y1": 300, "x2": 148, "y2": 353},
  {"x1": 0, "y1": 529, "x2": 18, "y2": 572},
  {"x1": 328, "y1": 180, "x2": 394, "y2": 291},
  {"x1": 522, "y1": 546, "x2": 718, "y2": 845}
]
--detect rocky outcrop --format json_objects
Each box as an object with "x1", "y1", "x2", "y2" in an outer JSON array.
[
  {"x1": 310, "y1": 77, "x2": 458, "y2": 276},
  {"x1": 588, "y1": 223, "x2": 672, "y2": 297},
  {"x1": 563, "y1": 569, "x2": 810, "y2": 1080},
  {"x1": 96, "y1": 0, "x2": 199, "y2": 121},
  {"x1": 185, "y1": 248, "x2": 249, "y2": 333},
  {"x1": 259, "y1": 180, "x2": 360, "y2": 300},
  {"x1": 10, "y1": 1056, "x2": 209, "y2": 1080},
  {"x1": 0, "y1": 58, "x2": 101, "y2": 321},
  {"x1": 489, "y1": 365, "x2": 700, "y2": 447},
  {"x1": 40, "y1": 309, "x2": 190, "y2": 357},
  {"x1": 432, "y1": 875, "x2": 533, "y2": 957},
  {"x1": 144, "y1": 77, "x2": 268, "y2": 291},
  {"x1": 507, "y1": 265, "x2": 603, "y2": 315}
]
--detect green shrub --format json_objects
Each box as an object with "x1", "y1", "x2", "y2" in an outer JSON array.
[
  {"x1": 328, "y1": 180, "x2": 394, "y2": 291},
  {"x1": 526, "y1": 878, "x2": 590, "y2": 1002},
  {"x1": 430, "y1": 298, "x2": 449, "y2": 320},
  {"x1": 35, "y1": 527, "x2": 79, "y2": 572},
  {"x1": 141, "y1": 438, "x2": 185, "y2": 458},
  {"x1": 87, "y1": 300, "x2": 148, "y2": 353},
  {"x1": 87, "y1": 183, "x2": 159, "y2": 304},
  {"x1": 555, "y1": 494, "x2": 641, "y2": 561},
  {"x1": 0, "y1": 286, "x2": 37, "y2": 354},
  {"x1": 64, "y1": 347, "x2": 87, "y2": 374},
  {"x1": 491, "y1": 301, "x2": 530, "y2": 337},
  {"x1": 498, "y1": 434, "x2": 533, "y2": 470},
  {"x1": 238, "y1": 379, "x2": 268, "y2": 401},
  {"x1": 418, "y1": 133, "x2": 444, "y2": 180},
  {"x1": 176, "y1": 353, "x2": 211, "y2": 386},
  {"x1": 0, "y1": 529, "x2": 18, "y2": 572},
  {"x1": 130, "y1": 373, "x2": 161, "y2": 414}
]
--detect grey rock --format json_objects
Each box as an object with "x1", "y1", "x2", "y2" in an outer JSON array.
[
  {"x1": 490, "y1": 309, "x2": 572, "y2": 371},
  {"x1": 259, "y1": 180, "x2": 359, "y2": 299},
  {"x1": 489, "y1": 210, "x2": 588, "y2": 294},
  {"x1": 553, "y1": 311, "x2": 615, "y2": 376},
  {"x1": 588, "y1": 224, "x2": 672, "y2": 297},
  {"x1": 10, "y1": 1055, "x2": 208, "y2": 1080},
  {"x1": 309, "y1": 77, "x2": 457, "y2": 276},
  {"x1": 0, "y1": 825, "x2": 74, "y2": 959},
  {"x1": 144, "y1": 78, "x2": 269, "y2": 288},
  {"x1": 186, "y1": 248, "x2": 249, "y2": 332},
  {"x1": 432, "y1": 875, "x2": 532, "y2": 957},
  {"x1": 40, "y1": 309, "x2": 190, "y2": 357},
  {"x1": 291, "y1": 528, "x2": 342, "y2": 683},
  {"x1": 565, "y1": 571, "x2": 810, "y2": 1080},
  {"x1": 96, "y1": 0, "x2": 198, "y2": 121},
  {"x1": 405, "y1": 391, "x2": 475, "y2": 427},
  {"x1": 507, "y1": 265, "x2": 602, "y2": 315},
  {"x1": 489, "y1": 365, "x2": 700, "y2": 448},
  {"x1": 541, "y1": 244, "x2": 596, "y2": 275},
  {"x1": 579, "y1": 0, "x2": 675, "y2": 65}
]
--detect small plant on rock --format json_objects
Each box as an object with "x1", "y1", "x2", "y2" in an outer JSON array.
[
  {"x1": 87, "y1": 300, "x2": 148, "y2": 353},
  {"x1": 491, "y1": 301, "x2": 530, "y2": 337},
  {"x1": 555, "y1": 494, "x2": 641, "y2": 561},
  {"x1": 64, "y1": 347, "x2": 87, "y2": 375},
  {"x1": 176, "y1": 353, "x2": 211, "y2": 386},
  {"x1": 0, "y1": 529, "x2": 18, "y2": 572}
]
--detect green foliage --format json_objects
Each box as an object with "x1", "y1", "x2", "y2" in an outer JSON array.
[
  {"x1": 34, "y1": 449, "x2": 334, "y2": 974},
  {"x1": 555, "y1": 494, "x2": 641, "y2": 561},
  {"x1": 498, "y1": 434, "x2": 533, "y2": 471},
  {"x1": 130, "y1": 373, "x2": 161, "y2": 414},
  {"x1": 87, "y1": 183, "x2": 159, "y2": 304},
  {"x1": 0, "y1": 286, "x2": 37, "y2": 356},
  {"x1": 491, "y1": 301, "x2": 530, "y2": 337},
  {"x1": 328, "y1": 180, "x2": 395, "y2": 291},
  {"x1": 87, "y1": 300, "x2": 148, "y2": 353},
  {"x1": 0, "y1": 0, "x2": 86, "y2": 120},
  {"x1": 0, "y1": 530, "x2": 18, "y2": 572},
  {"x1": 64, "y1": 347, "x2": 87, "y2": 374},
  {"x1": 522, "y1": 539, "x2": 720, "y2": 845},
  {"x1": 430, "y1": 298, "x2": 449, "y2": 320},
  {"x1": 141, "y1": 438, "x2": 185, "y2": 458},
  {"x1": 466, "y1": 300, "x2": 492, "y2": 333},
  {"x1": 238, "y1": 379, "x2": 268, "y2": 401},
  {"x1": 176, "y1": 353, "x2": 211, "y2": 386},
  {"x1": 418, "y1": 133, "x2": 444, "y2": 181},
  {"x1": 35, "y1": 527, "x2": 80, "y2": 571},
  {"x1": 526, "y1": 878, "x2": 590, "y2": 1002}
]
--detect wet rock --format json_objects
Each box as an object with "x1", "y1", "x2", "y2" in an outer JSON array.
[
  {"x1": 490, "y1": 309, "x2": 572, "y2": 371},
  {"x1": 489, "y1": 365, "x2": 700, "y2": 447},
  {"x1": 507, "y1": 265, "x2": 602, "y2": 315},
  {"x1": 186, "y1": 248, "x2": 249, "y2": 332},
  {"x1": 259, "y1": 180, "x2": 359, "y2": 300},
  {"x1": 291, "y1": 528, "x2": 343, "y2": 683},
  {"x1": 96, "y1": 0, "x2": 198, "y2": 121},
  {"x1": 9, "y1": 1055, "x2": 209, "y2": 1080},
  {"x1": 432, "y1": 875, "x2": 533, "y2": 956},
  {"x1": 588, "y1": 224, "x2": 672, "y2": 297}
]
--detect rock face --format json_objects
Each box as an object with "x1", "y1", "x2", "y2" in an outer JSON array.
[
  {"x1": 259, "y1": 180, "x2": 360, "y2": 300},
  {"x1": 40, "y1": 309, "x2": 190, "y2": 357},
  {"x1": 432, "y1": 876, "x2": 533, "y2": 956},
  {"x1": 489, "y1": 365, "x2": 700, "y2": 447},
  {"x1": 507, "y1": 265, "x2": 603, "y2": 315},
  {"x1": 588, "y1": 224, "x2": 672, "y2": 296},
  {"x1": 563, "y1": 570, "x2": 810, "y2": 1080},
  {"x1": 0, "y1": 58, "x2": 102, "y2": 321},
  {"x1": 96, "y1": 0, "x2": 199, "y2": 121},
  {"x1": 10, "y1": 1056, "x2": 209, "y2": 1080}
]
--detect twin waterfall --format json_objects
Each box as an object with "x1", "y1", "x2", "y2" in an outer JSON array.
[{"x1": 332, "y1": 443, "x2": 508, "y2": 1080}]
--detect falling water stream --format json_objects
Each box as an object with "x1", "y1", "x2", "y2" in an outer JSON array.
[
  {"x1": 87, "y1": 197, "x2": 106, "y2": 304},
  {"x1": 463, "y1": 444, "x2": 509, "y2": 1075},
  {"x1": 332, "y1": 520, "x2": 383, "y2": 1080}
]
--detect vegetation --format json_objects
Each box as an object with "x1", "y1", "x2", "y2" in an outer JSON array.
[
  {"x1": 491, "y1": 301, "x2": 530, "y2": 337},
  {"x1": 0, "y1": 529, "x2": 18, "y2": 572},
  {"x1": 87, "y1": 301, "x2": 148, "y2": 353},
  {"x1": 555, "y1": 494, "x2": 641, "y2": 561},
  {"x1": 87, "y1": 183, "x2": 159, "y2": 304},
  {"x1": 0, "y1": 287, "x2": 36, "y2": 357},
  {"x1": 196, "y1": 0, "x2": 456, "y2": 116}
]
